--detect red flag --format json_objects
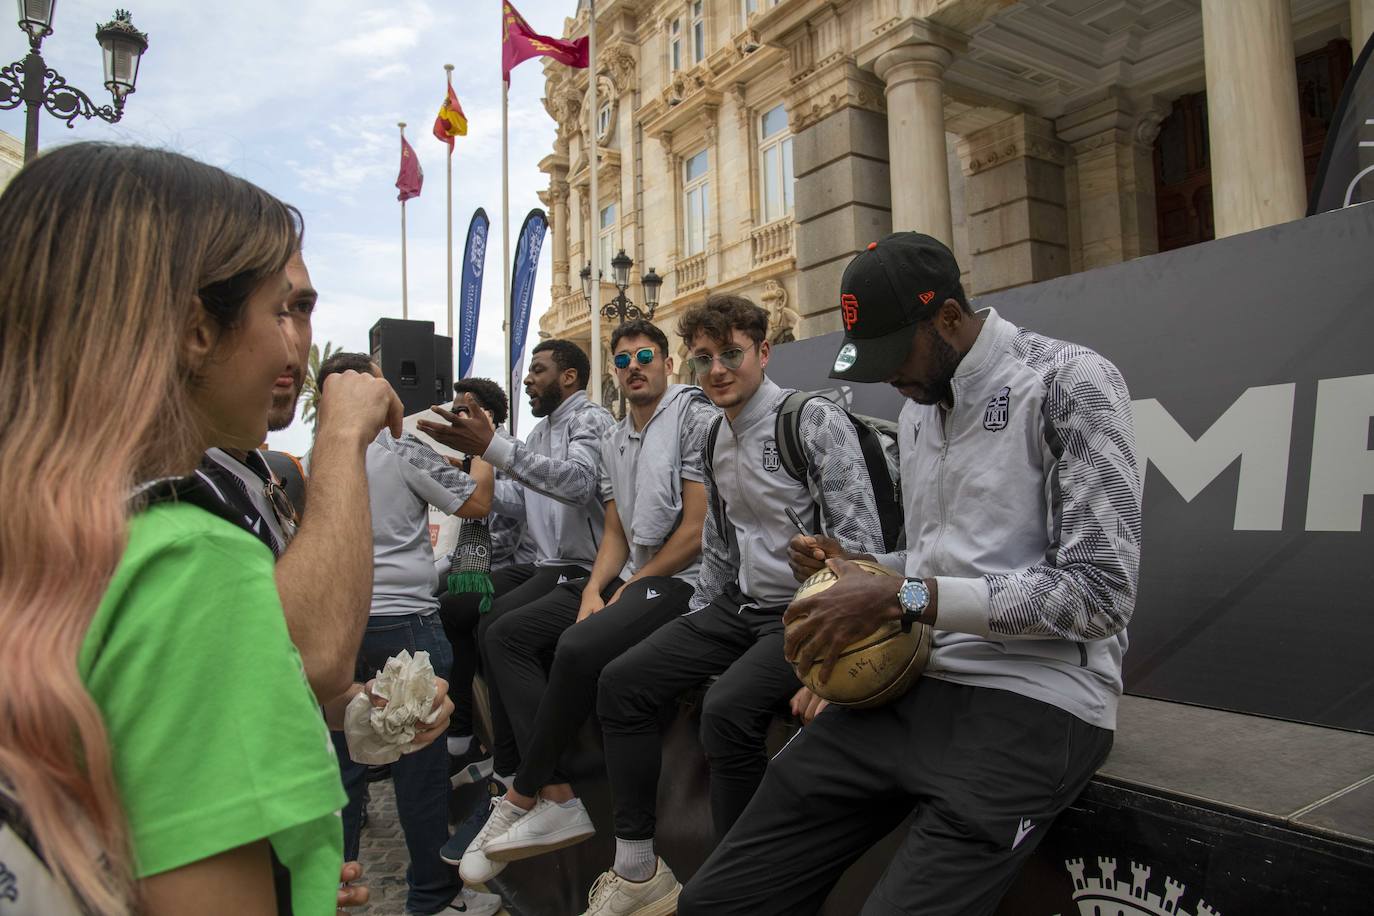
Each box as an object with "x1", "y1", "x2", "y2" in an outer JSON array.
[
  {"x1": 396, "y1": 135, "x2": 423, "y2": 202},
  {"x1": 502, "y1": 0, "x2": 588, "y2": 83}
]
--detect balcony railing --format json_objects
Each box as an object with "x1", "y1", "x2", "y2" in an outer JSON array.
[
  {"x1": 676, "y1": 252, "x2": 707, "y2": 294},
  {"x1": 751, "y1": 217, "x2": 794, "y2": 269}
]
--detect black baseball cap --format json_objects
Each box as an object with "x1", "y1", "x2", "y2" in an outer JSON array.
[{"x1": 829, "y1": 232, "x2": 962, "y2": 383}]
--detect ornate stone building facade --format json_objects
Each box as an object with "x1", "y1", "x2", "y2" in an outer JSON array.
[
  {"x1": 538, "y1": 0, "x2": 1370, "y2": 386},
  {"x1": 0, "y1": 131, "x2": 23, "y2": 190}
]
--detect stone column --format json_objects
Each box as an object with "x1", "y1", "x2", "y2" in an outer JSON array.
[
  {"x1": 956, "y1": 114, "x2": 1069, "y2": 295},
  {"x1": 874, "y1": 44, "x2": 955, "y2": 245},
  {"x1": 1201, "y1": 0, "x2": 1306, "y2": 237},
  {"x1": 550, "y1": 179, "x2": 571, "y2": 295},
  {"x1": 1057, "y1": 95, "x2": 1167, "y2": 271},
  {"x1": 788, "y1": 61, "x2": 893, "y2": 337}
]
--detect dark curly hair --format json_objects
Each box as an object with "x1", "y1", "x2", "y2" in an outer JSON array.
[
  {"x1": 316, "y1": 351, "x2": 376, "y2": 390},
  {"x1": 676, "y1": 293, "x2": 769, "y2": 349},
  {"x1": 532, "y1": 338, "x2": 590, "y2": 390},
  {"x1": 453, "y1": 377, "x2": 509, "y2": 427},
  {"x1": 610, "y1": 319, "x2": 671, "y2": 357}
]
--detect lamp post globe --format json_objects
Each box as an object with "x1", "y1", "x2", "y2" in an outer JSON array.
[
  {"x1": 611, "y1": 248, "x2": 632, "y2": 290},
  {"x1": 96, "y1": 9, "x2": 148, "y2": 103},
  {"x1": 640, "y1": 267, "x2": 662, "y2": 318},
  {"x1": 16, "y1": 0, "x2": 54, "y2": 45}
]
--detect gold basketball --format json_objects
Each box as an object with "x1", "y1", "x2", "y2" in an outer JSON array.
[{"x1": 786, "y1": 560, "x2": 931, "y2": 709}]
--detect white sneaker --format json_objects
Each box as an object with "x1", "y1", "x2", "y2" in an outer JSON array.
[
  {"x1": 436, "y1": 887, "x2": 503, "y2": 916},
  {"x1": 580, "y1": 859, "x2": 681, "y2": 916},
  {"x1": 457, "y1": 797, "x2": 525, "y2": 884},
  {"x1": 484, "y1": 796, "x2": 596, "y2": 862}
]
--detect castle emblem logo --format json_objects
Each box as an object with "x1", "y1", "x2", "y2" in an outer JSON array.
[
  {"x1": 1054, "y1": 857, "x2": 1220, "y2": 916},
  {"x1": 984, "y1": 386, "x2": 1011, "y2": 431},
  {"x1": 762, "y1": 439, "x2": 781, "y2": 472}
]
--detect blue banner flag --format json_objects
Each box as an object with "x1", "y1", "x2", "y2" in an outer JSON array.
[
  {"x1": 508, "y1": 207, "x2": 548, "y2": 436},
  {"x1": 458, "y1": 208, "x2": 489, "y2": 380}
]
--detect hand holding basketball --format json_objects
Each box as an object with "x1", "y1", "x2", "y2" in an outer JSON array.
[
  {"x1": 784, "y1": 559, "x2": 930, "y2": 709},
  {"x1": 784, "y1": 558, "x2": 899, "y2": 680}
]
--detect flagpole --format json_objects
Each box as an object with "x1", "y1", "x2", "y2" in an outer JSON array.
[
  {"x1": 399, "y1": 121, "x2": 410, "y2": 320},
  {"x1": 502, "y1": 75, "x2": 513, "y2": 422},
  {"x1": 588, "y1": 0, "x2": 601, "y2": 406},
  {"x1": 444, "y1": 64, "x2": 455, "y2": 341}
]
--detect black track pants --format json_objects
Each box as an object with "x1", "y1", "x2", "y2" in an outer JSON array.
[
  {"x1": 596, "y1": 596, "x2": 802, "y2": 841},
  {"x1": 677, "y1": 678, "x2": 1113, "y2": 916},
  {"x1": 483, "y1": 576, "x2": 694, "y2": 797}
]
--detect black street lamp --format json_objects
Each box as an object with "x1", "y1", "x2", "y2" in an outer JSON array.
[
  {"x1": 582, "y1": 251, "x2": 666, "y2": 415},
  {"x1": 581, "y1": 248, "x2": 663, "y2": 325},
  {"x1": 0, "y1": 4, "x2": 149, "y2": 162}
]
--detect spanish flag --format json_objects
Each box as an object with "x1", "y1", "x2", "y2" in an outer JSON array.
[{"x1": 433, "y1": 84, "x2": 468, "y2": 150}]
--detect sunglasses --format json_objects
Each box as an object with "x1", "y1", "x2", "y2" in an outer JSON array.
[
  {"x1": 686, "y1": 345, "x2": 752, "y2": 375},
  {"x1": 613, "y1": 347, "x2": 657, "y2": 370},
  {"x1": 263, "y1": 478, "x2": 300, "y2": 536}
]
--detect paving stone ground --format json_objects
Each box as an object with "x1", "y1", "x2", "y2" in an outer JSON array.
[{"x1": 353, "y1": 778, "x2": 511, "y2": 916}]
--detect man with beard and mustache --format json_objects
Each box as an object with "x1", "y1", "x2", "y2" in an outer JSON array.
[
  {"x1": 678, "y1": 233, "x2": 1143, "y2": 916},
  {"x1": 417, "y1": 338, "x2": 615, "y2": 854},
  {"x1": 453, "y1": 319, "x2": 717, "y2": 885},
  {"x1": 200, "y1": 251, "x2": 407, "y2": 702},
  {"x1": 196, "y1": 252, "x2": 476, "y2": 913},
  {"x1": 553, "y1": 296, "x2": 886, "y2": 916}
]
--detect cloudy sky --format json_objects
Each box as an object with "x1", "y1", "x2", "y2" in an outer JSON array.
[{"x1": 0, "y1": 0, "x2": 578, "y2": 453}]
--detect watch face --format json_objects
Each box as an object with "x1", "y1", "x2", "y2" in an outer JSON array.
[{"x1": 900, "y1": 578, "x2": 929, "y2": 614}]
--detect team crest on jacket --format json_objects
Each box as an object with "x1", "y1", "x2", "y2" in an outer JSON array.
[
  {"x1": 984, "y1": 386, "x2": 1011, "y2": 431},
  {"x1": 762, "y1": 439, "x2": 781, "y2": 472}
]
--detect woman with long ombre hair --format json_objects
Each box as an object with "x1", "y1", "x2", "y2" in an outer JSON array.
[{"x1": 0, "y1": 143, "x2": 346, "y2": 915}]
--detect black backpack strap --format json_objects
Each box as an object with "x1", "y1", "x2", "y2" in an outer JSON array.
[
  {"x1": 703, "y1": 415, "x2": 728, "y2": 542},
  {"x1": 775, "y1": 390, "x2": 819, "y2": 485}
]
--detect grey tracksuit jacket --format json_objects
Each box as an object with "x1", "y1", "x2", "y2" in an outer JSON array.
[
  {"x1": 884, "y1": 308, "x2": 1143, "y2": 730},
  {"x1": 693, "y1": 377, "x2": 885, "y2": 613}
]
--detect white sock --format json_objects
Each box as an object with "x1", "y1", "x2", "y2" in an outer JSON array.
[
  {"x1": 613, "y1": 837, "x2": 656, "y2": 882},
  {"x1": 556, "y1": 797, "x2": 581, "y2": 809},
  {"x1": 494, "y1": 772, "x2": 515, "y2": 790},
  {"x1": 446, "y1": 735, "x2": 472, "y2": 756}
]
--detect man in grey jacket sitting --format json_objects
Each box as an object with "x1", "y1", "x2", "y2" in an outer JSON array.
[
  {"x1": 457, "y1": 318, "x2": 718, "y2": 886},
  {"x1": 417, "y1": 339, "x2": 615, "y2": 832},
  {"x1": 574, "y1": 295, "x2": 887, "y2": 916},
  {"x1": 680, "y1": 232, "x2": 1143, "y2": 916}
]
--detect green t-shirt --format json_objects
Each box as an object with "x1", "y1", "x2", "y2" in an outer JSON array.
[{"x1": 78, "y1": 503, "x2": 346, "y2": 915}]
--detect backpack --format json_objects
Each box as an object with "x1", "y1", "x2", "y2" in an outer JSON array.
[{"x1": 703, "y1": 390, "x2": 904, "y2": 552}]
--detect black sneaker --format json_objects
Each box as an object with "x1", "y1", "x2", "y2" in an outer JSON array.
[{"x1": 440, "y1": 774, "x2": 506, "y2": 865}]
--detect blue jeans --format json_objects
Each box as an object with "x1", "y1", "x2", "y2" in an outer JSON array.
[{"x1": 334, "y1": 611, "x2": 458, "y2": 915}]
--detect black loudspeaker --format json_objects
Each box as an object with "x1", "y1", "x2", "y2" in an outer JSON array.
[
  {"x1": 433, "y1": 335, "x2": 453, "y2": 408},
  {"x1": 369, "y1": 318, "x2": 436, "y2": 416}
]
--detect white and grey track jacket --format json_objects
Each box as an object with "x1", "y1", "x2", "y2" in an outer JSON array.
[
  {"x1": 694, "y1": 377, "x2": 886, "y2": 612},
  {"x1": 483, "y1": 390, "x2": 615, "y2": 568},
  {"x1": 888, "y1": 308, "x2": 1142, "y2": 730}
]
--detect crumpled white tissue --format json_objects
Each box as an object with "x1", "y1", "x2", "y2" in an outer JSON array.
[{"x1": 343, "y1": 649, "x2": 439, "y2": 765}]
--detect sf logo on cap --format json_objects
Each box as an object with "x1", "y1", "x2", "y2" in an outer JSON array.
[{"x1": 841, "y1": 293, "x2": 859, "y2": 330}]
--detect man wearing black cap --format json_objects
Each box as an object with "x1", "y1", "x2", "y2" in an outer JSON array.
[{"x1": 678, "y1": 232, "x2": 1143, "y2": 916}]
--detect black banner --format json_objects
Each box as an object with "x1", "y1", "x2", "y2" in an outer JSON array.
[
  {"x1": 1309, "y1": 32, "x2": 1374, "y2": 214},
  {"x1": 767, "y1": 204, "x2": 1374, "y2": 733}
]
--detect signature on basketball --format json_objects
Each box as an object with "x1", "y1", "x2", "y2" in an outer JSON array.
[{"x1": 848, "y1": 648, "x2": 894, "y2": 680}]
